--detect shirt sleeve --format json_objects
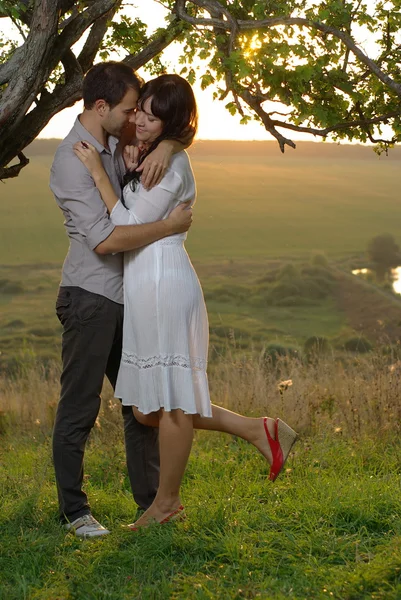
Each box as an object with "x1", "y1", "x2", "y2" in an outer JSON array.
[
  {"x1": 118, "y1": 169, "x2": 184, "y2": 225},
  {"x1": 50, "y1": 148, "x2": 116, "y2": 250}
]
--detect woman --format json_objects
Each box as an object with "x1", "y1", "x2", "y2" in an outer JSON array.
[{"x1": 74, "y1": 74, "x2": 298, "y2": 530}]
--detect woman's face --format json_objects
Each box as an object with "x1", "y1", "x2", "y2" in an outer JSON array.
[{"x1": 134, "y1": 96, "x2": 163, "y2": 144}]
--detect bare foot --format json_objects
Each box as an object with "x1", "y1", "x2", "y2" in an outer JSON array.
[{"x1": 127, "y1": 500, "x2": 183, "y2": 530}]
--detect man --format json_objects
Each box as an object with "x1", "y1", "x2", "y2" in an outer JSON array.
[{"x1": 50, "y1": 62, "x2": 193, "y2": 537}]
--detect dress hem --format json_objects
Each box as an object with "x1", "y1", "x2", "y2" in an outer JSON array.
[{"x1": 119, "y1": 399, "x2": 213, "y2": 419}]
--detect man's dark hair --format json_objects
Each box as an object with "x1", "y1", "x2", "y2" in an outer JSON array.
[{"x1": 83, "y1": 61, "x2": 142, "y2": 110}]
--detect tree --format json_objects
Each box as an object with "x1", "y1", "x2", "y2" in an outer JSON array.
[
  {"x1": 1, "y1": 0, "x2": 401, "y2": 180},
  {"x1": 367, "y1": 233, "x2": 401, "y2": 280}
]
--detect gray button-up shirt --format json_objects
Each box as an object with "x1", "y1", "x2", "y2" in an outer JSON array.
[{"x1": 50, "y1": 117, "x2": 125, "y2": 304}]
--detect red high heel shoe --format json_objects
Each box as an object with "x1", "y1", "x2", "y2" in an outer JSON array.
[
  {"x1": 128, "y1": 505, "x2": 185, "y2": 531},
  {"x1": 160, "y1": 504, "x2": 185, "y2": 524},
  {"x1": 264, "y1": 418, "x2": 298, "y2": 481}
]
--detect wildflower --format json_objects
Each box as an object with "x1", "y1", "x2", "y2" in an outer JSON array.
[{"x1": 278, "y1": 379, "x2": 293, "y2": 392}]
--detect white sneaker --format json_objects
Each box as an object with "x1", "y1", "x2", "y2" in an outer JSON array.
[{"x1": 65, "y1": 514, "x2": 110, "y2": 538}]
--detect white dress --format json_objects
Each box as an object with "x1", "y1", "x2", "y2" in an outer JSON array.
[{"x1": 110, "y1": 151, "x2": 212, "y2": 418}]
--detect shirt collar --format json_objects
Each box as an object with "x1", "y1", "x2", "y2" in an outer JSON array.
[{"x1": 73, "y1": 116, "x2": 119, "y2": 156}]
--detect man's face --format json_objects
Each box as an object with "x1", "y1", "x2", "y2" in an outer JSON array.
[{"x1": 102, "y1": 88, "x2": 139, "y2": 138}]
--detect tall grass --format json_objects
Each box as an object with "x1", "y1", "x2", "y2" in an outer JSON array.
[
  {"x1": 1, "y1": 347, "x2": 400, "y2": 439},
  {"x1": 1, "y1": 350, "x2": 401, "y2": 598}
]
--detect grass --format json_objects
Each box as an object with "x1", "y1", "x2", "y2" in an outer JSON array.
[
  {"x1": 1, "y1": 141, "x2": 401, "y2": 598},
  {"x1": 1, "y1": 431, "x2": 400, "y2": 599},
  {"x1": 2, "y1": 140, "x2": 401, "y2": 370},
  {"x1": 1, "y1": 141, "x2": 401, "y2": 265}
]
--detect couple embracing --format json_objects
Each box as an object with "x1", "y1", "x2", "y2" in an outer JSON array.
[{"x1": 50, "y1": 61, "x2": 298, "y2": 537}]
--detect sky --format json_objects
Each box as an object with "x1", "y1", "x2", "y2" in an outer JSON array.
[
  {"x1": 1, "y1": 0, "x2": 301, "y2": 141},
  {"x1": 0, "y1": 0, "x2": 382, "y2": 142}
]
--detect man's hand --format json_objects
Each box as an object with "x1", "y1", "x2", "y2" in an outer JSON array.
[
  {"x1": 166, "y1": 201, "x2": 193, "y2": 234},
  {"x1": 137, "y1": 140, "x2": 174, "y2": 190}
]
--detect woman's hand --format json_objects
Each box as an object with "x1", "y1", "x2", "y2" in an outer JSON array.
[
  {"x1": 123, "y1": 144, "x2": 141, "y2": 172},
  {"x1": 137, "y1": 140, "x2": 174, "y2": 190},
  {"x1": 73, "y1": 141, "x2": 104, "y2": 179}
]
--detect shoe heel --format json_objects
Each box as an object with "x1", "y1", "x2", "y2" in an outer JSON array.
[
  {"x1": 277, "y1": 419, "x2": 298, "y2": 464},
  {"x1": 265, "y1": 417, "x2": 298, "y2": 482}
]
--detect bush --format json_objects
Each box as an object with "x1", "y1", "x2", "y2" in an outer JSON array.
[
  {"x1": 269, "y1": 281, "x2": 301, "y2": 303},
  {"x1": 301, "y1": 265, "x2": 335, "y2": 280},
  {"x1": 278, "y1": 263, "x2": 299, "y2": 280},
  {"x1": 262, "y1": 343, "x2": 300, "y2": 365},
  {"x1": 311, "y1": 253, "x2": 329, "y2": 268},
  {"x1": 5, "y1": 319, "x2": 25, "y2": 329},
  {"x1": 343, "y1": 337, "x2": 373, "y2": 353},
  {"x1": 204, "y1": 284, "x2": 248, "y2": 304},
  {"x1": 28, "y1": 328, "x2": 57, "y2": 337},
  {"x1": 367, "y1": 233, "x2": 401, "y2": 270},
  {"x1": 268, "y1": 275, "x2": 333, "y2": 305},
  {"x1": 304, "y1": 336, "x2": 331, "y2": 357},
  {"x1": 0, "y1": 280, "x2": 25, "y2": 294}
]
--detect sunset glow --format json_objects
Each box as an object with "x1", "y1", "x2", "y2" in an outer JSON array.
[{"x1": 1, "y1": 1, "x2": 307, "y2": 142}]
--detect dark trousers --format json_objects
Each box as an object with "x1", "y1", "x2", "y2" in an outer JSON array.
[{"x1": 53, "y1": 286, "x2": 160, "y2": 522}]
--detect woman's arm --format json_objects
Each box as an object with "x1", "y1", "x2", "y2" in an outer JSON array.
[
  {"x1": 92, "y1": 171, "x2": 119, "y2": 214},
  {"x1": 73, "y1": 141, "x2": 119, "y2": 213}
]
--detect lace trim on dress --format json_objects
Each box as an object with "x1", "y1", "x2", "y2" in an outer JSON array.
[
  {"x1": 157, "y1": 238, "x2": 185, "y2": 246},
  {"x1": 121, "y1": 351, "x2": 207, "y2": 371}
]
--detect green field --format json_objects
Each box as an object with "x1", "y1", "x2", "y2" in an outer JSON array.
[
  {"x1": 1, "y1": 140, "x2": 401, "y2": 264},
  {"x1": 1, "y1": 140, "x2": 401, "y2": 369},
  {"x1": 2, "y1": 141, "x2": 401, "y2": 599},
  {"x1": 1, "y1": 430, "x2": 401, "y2": 600}
]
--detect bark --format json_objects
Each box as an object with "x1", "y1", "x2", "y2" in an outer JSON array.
[{"x1": 0, "y1": 3, "x2": 182, "y2": 180}]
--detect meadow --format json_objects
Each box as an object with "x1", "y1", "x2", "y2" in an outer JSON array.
[
  {"x1": 1, "y1": 352, "x2": 401, "y2": 599},
  {"x1": 1, "y1": 140, "x2": 401, "y2": 369},
  {"x1": 1, "y1": 140, "x2": 401, "y2": 599},
  {"x1": 2, "y1": 140, "x2": 401, "y2": 264}
]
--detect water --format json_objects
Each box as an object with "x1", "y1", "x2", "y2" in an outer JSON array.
[{"x1": 352, "y1": 267, "x2": 401, "y2": 294}]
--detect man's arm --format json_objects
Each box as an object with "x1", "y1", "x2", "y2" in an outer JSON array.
[
  {"x1": 51, "y1": 149, "x2": 192, "y2": 256},
  {"x1": 95, "y1": 203, "x2": 192, "y2": 255}
]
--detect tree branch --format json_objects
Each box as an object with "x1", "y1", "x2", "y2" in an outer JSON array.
[
  {"x1": 123, "y1": 19, "x2": 182, "y2": 70},
  {"x1": 0, "y1": 152, "x2": 29, "y2": 180},
  {"x1": 0, "y1": 0, "x2": 59, "y2": 130},
  {"x1": 175, "y1": 1, "x2": 401, "y2": 98},
  {"x1": 0, "y1": 52, "x2": 84, "y2": 170},
  {"x1": 239, "y1": 88, "x2": 296, "y2": 152},
  {"x1": 0, "y1": 45, "x2": 25, "y2": 85},
  {"x1": 55, "y1": 0, "x2": 120, "y2": 58},
  {"x1": 77, "y1": 5, "x2": 119, "y2": 72}
]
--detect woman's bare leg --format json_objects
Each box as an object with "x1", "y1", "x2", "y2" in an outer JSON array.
[
  {"x1": 131, "y1": 407, "x2": 193, "y2": 527},
  {"x1": 192, "y1": 405, "x2": 275, "y2": 464},
  {"x1": 128, "y1": 404, "x2": 282, "y2": 527},
  {"x1": 131, "y1": 403, "x2": 276, "y2": 495}
]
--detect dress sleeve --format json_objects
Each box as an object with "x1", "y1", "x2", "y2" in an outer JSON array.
[
  {"x1": 110, "y1": 200, "x2": 135, "y2": 225},
  {"x1": 119, "y1": 169, "x2": 184, "y2": 225}
]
